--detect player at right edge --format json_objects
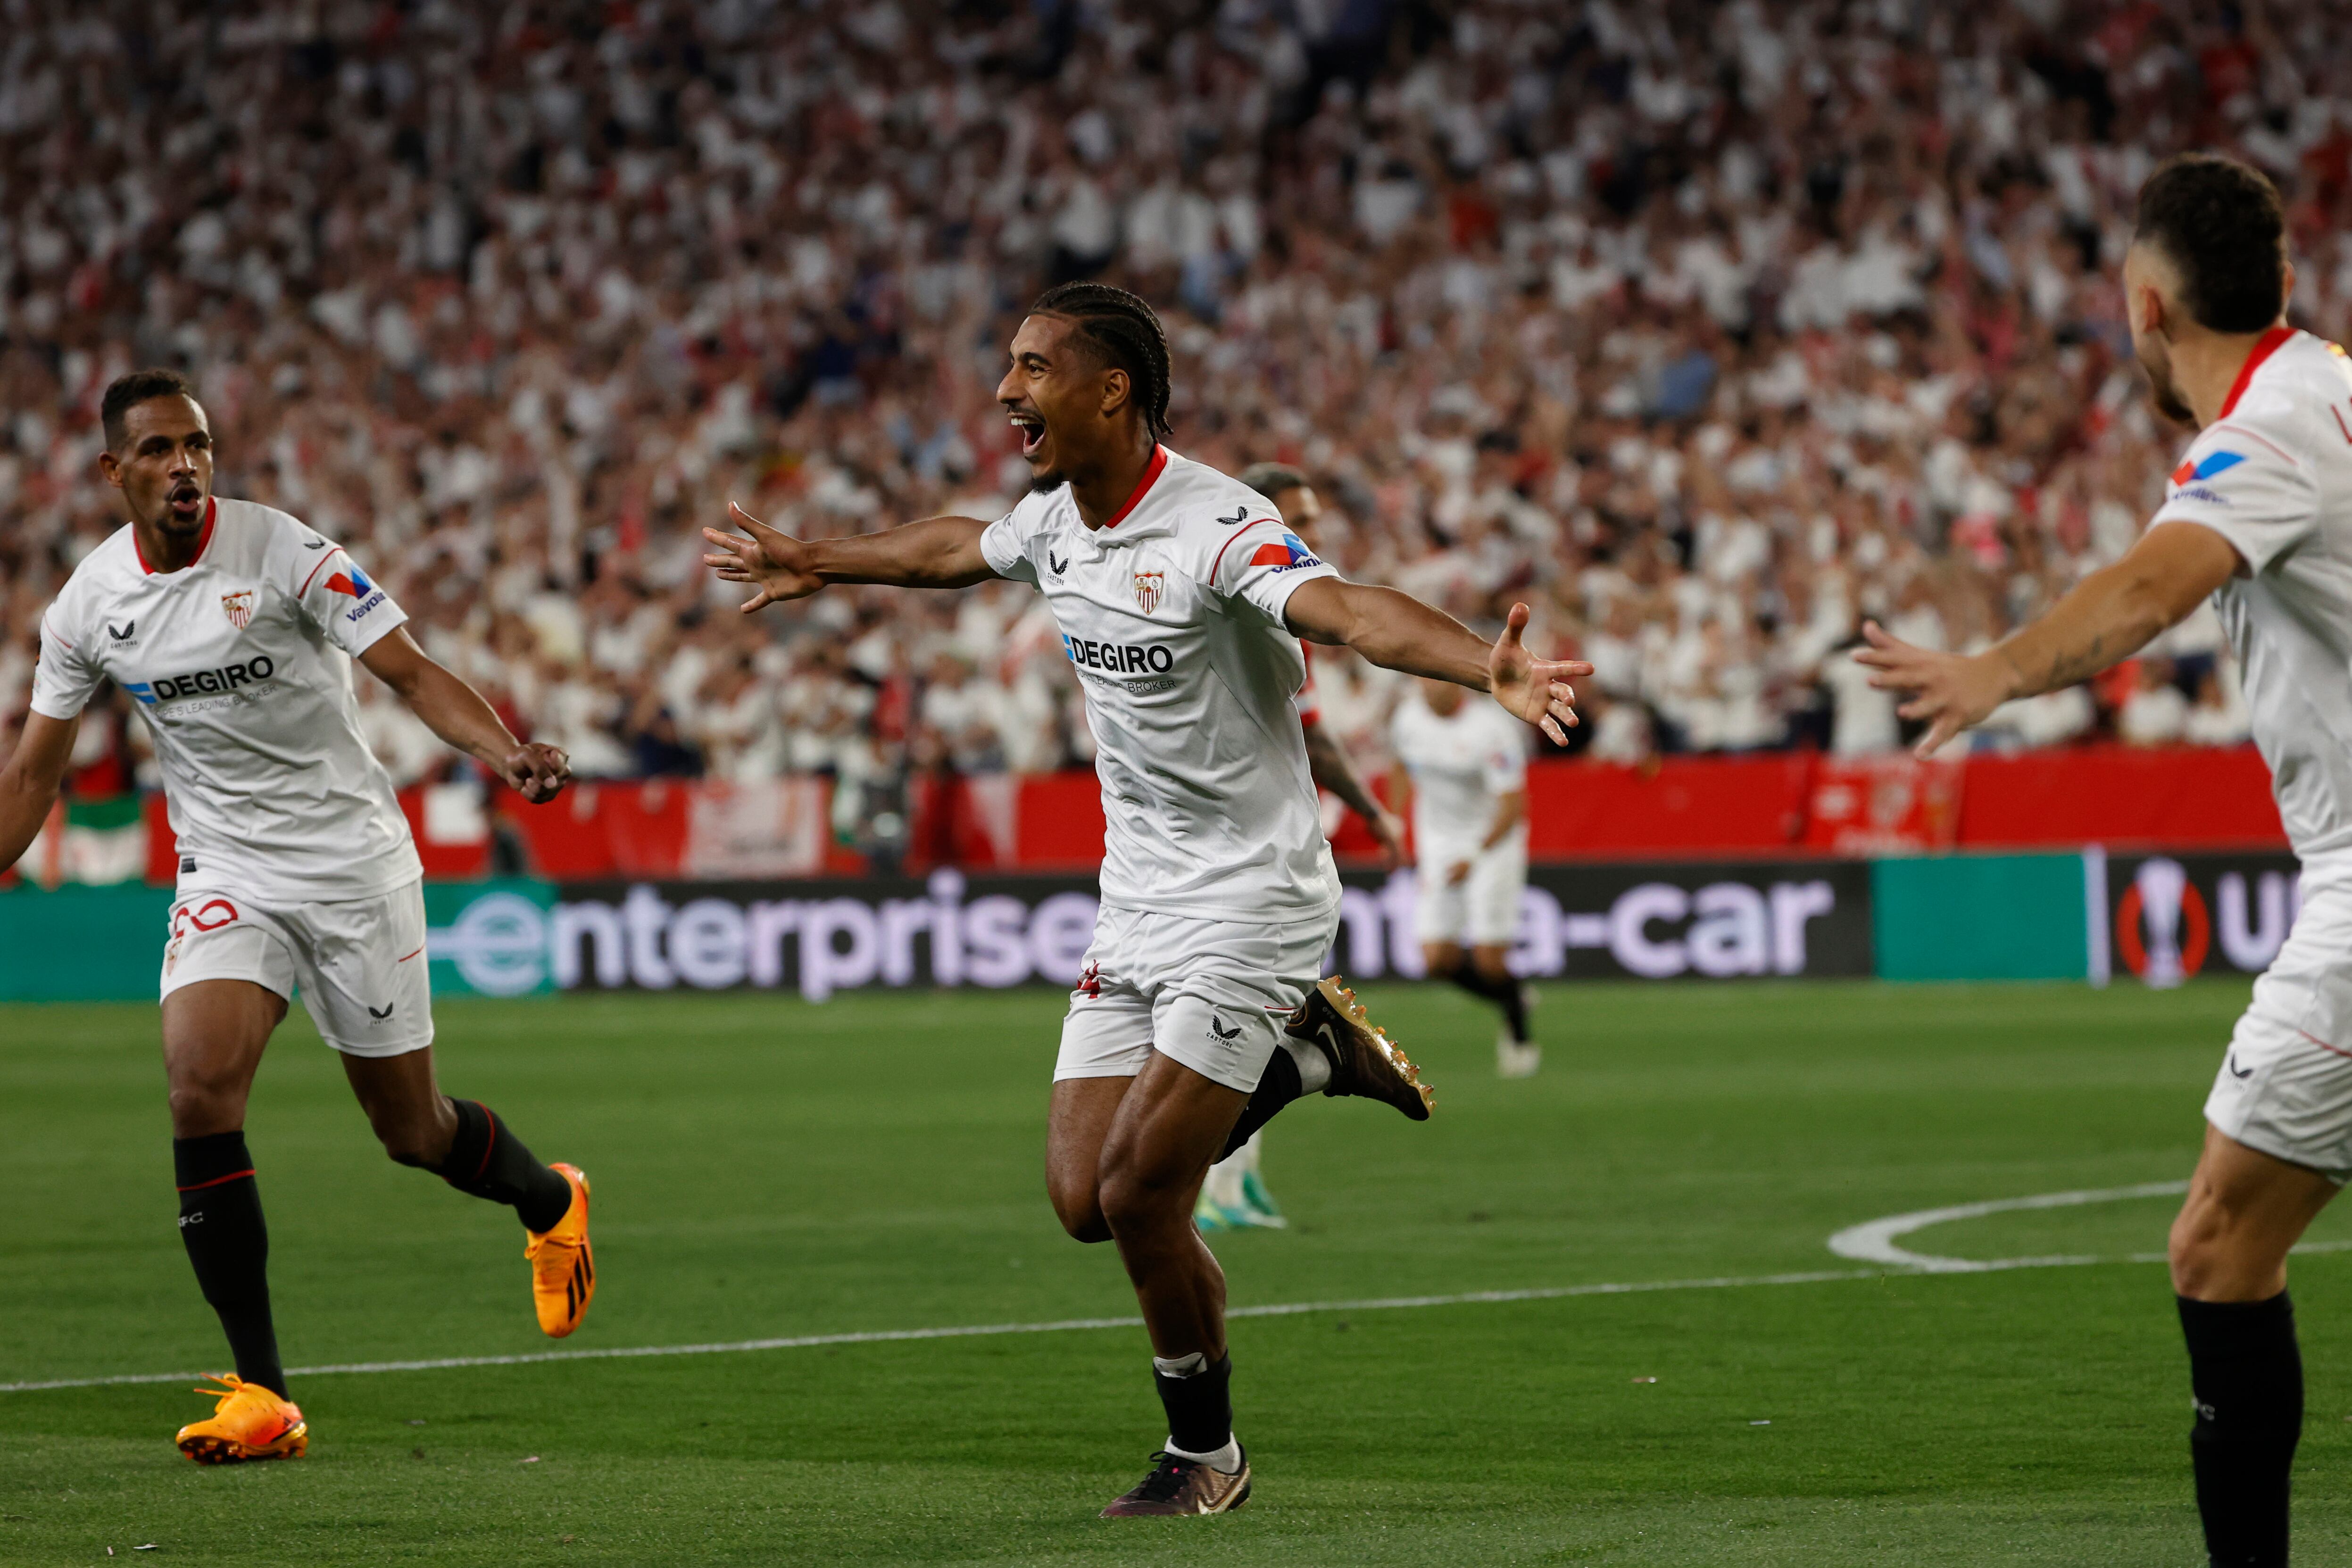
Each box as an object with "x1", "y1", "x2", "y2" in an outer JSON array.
[{"x1": 1863, "y1": 154, "x2": 2348, "y2": 1568}]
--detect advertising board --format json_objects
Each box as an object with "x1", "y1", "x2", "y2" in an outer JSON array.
[{"x1": 418, "y1": 862, "x2": 1873, "y2": 1000}]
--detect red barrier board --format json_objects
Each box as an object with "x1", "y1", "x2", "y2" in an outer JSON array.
[
  {"x1": 103, "y1": 742, "x2": 2294, "y2": 887},
  {"x1": 1013, "y1": 771, "x2": 1110, "y2": 869},
  {"x1": 1954, "y1": 744, "x2": 2285, "y2": 849},
  {"x1": 1523, "y1": 753, "x2": 1816, "y2": 857}
]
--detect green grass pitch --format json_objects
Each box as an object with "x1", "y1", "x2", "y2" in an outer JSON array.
[{"x1": 6, "y1": 979, "x2": 2352, "y2": 1565}]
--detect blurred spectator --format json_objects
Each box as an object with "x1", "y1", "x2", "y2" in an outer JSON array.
[{"x1": 0, "y1": 0, "x2": 2312, "y2": 827}]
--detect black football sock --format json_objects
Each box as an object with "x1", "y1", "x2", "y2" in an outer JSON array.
[
  {"x1": 174, "y1": 1132, "x2": 286, "y2": 1397},
  {"x1": 1217, "y1": 1048, "x2": 1302, "y2": 1162},
  {"x1": 2179, "y1": 1292, "x2": 2302, "y2": 1568},
  {"x1": 1450, "y1": 960, "x2": 1529, "y2": 1042},
  {"x1": 1152, "y1": 1351, "x2": 1234, "y2": 1461},
  {"x1": 431, "y1": 1098, "x2": 574, "y2": 1233}
]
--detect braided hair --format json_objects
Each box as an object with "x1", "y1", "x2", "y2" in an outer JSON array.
[{"x1": 1029, "y1": 281, "x2": 1175, "y2": 439}]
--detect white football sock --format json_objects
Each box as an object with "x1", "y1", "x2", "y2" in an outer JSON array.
[
  {"x1": 1280, "y1": 1035, "x2": 1331, "y2": 1093},
  {"x1": 1165, "y1": 1434, "x2": 1243, "y2": 1474}
]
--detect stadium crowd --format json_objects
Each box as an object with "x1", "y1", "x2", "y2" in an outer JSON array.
[{"x1": 1, "y1": 0, "x2": 2331, "y2": 822}]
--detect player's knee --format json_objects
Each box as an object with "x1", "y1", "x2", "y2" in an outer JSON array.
[
  {"x1": 165, "y1": 1076, "x2": 246, "y2": 1137},
  {"x1": 1051, "y1": 1186, "x2": 1113, "y2": 1244},
  {"x1": 1095, "y1": 1164, "x2": 1180, "y2": 1234},
  {"x1": 1471, "y1": 951, "x2": 1512, "y2": 985},
  {"x1": 2169, "y1": 1213, "x2": 2232, "y2": 1296},
  {"x1": 2168, "y1": 1193, "x2": 2261, "y2": 1297}
]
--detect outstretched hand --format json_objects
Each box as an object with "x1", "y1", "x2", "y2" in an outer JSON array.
[
  {"x1": 1488, "y1": 603, "x2": 1592, "y2": 746},
  {"x1": 702, "y1": 502, "x2": 824, "y2": 613},
  {"x1": 1852, "y1": 619, "x2": 2012, "y2": 757}
]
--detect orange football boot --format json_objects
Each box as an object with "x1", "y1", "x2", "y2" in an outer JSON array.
[
  {"x1": 526, "y1": 1162, "x2": 595, "y2": 1337},
  {"x1": 175, "y1": 1374, "x2": 308, "y2": 1464}
]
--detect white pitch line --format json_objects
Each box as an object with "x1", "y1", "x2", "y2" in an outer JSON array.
[
  {"x1": 15, "y1": 1193, "x2": 2352, "y2": 1397},
  {"x1": 0, "y1": 1261, "x2": 2128, "y2": 1396},
  {"x1": 1826, "y1": 1181, "x2": 2193, "y2": 1273}
]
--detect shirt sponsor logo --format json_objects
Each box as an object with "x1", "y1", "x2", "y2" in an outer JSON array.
[
  {"x1": 125, "y1": 654, "x2": 278, "y2": 705},
  {"x1": 327, "y1": 563, "x2": 386, "y2": 621},
  {"x1": 2169, "y1": 451, "x2": 2244, "y2": 486},
  {"x1": 1134, "y1": 571, "x2": 1164, "y2": 614},
  {"x1": 1063, "y1": 634, "x2": 1174, "y2": 675},
  {"x1": 221, "y1": 589, "x2": 256, "y2": 631},
  {"x1": 1248, "y1": 531, "x2": 1324, "y2": 572}
]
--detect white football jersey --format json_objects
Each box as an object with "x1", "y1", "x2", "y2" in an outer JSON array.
[
  {"x1": 2152, "y1": 328, "x2": 2352, "y2": 865},
  {"x1": 1390, "y1": 689, "x2": 1527, "y2": 851},
  {"x1": 30, "y1": 497, "x2": 423, "y2": 901},
  {"x1": 981, "y1": 446, "x2": 1342, "y2": 918}
]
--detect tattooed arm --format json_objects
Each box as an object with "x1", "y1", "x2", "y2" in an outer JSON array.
[{"x1": 1853, "y1": 521, "x2": 2243, "y2": 756}]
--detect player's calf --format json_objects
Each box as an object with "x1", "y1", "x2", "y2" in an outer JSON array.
[{"x1": 174, "y1": 1130, "x2": 285, "y2": 1399}]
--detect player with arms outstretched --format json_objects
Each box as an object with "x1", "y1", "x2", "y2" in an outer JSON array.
[
  {"x1": 0, "y1": 372, "x2": 595, "y2": 1464},
  {"x1": 706, "y1": 283, "x2": 1585, "y2": 1517},
  {"x1": 1862, "y1": 157, "x2": 2345, "y2": 1568}
]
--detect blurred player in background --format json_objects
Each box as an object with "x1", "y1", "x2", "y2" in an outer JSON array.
[
  {"x1": 707, "y1": 282, "x2": 1584, "y2": 1517},
  {"x1": 1390, "y1": 678, "x2": 1536, "y2": 1075},
  {"x1": 1862, "y1": 155, "x2": 2341, "y2": 1568},
  {"x1": 0, "y1": 372, "x2": 593, "y2": 1465},
  {"x1": 1193, "y1": 462, "x2": 1410, "y2": 1233}
]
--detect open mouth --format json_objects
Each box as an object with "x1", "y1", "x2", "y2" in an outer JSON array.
[
  {"x1": 1007, "y1": 410, "x2": 1045, "y2": 457},
  {"x1": 166, "y1": 483, "x2": 204, "y2": 521}
]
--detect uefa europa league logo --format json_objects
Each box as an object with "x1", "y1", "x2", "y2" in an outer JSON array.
[{"x1": 2134, "y1": 857, "x2": 2190, "y2": 989}]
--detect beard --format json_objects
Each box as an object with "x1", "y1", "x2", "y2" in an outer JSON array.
[
  {"x1": 1026, "y1": 469, "x2": 1069, "y2": 496},
  {"x1": 2138, "y1": 341, "x2": 2194, "y2": 424}
]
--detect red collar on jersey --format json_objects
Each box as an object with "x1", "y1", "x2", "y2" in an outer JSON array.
[
  {"x1": 2217, "y1": 325, "x2": 2297, "y2": 421},
  {"x1": 1099, "y1": 445, "x2": 1168, "y2": 529},
  {"x1": 134, "y1": 496, "x2": 218, "y2": 574}
]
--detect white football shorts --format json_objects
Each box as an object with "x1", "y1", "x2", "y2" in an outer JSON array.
[
  {"x1": 160, "y1": 878, "x2": 435, "y2": 1058},
  {"x1": 1412, "y1": 830, "x2": 1527, "y2": 947},
  {"x1": 1055, "y1": 904, "x2": 1338, "y2": 1094},
  {"x1": 2206, "y1": 866, "x2": 2352, "y2": 1184}
]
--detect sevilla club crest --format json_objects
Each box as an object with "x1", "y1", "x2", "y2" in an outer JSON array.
[
  {"x1": 220, "y1": 589, "x2": 256, "y2": 631},
  {"x1": 1133, "y1": 572, "x2": 1164, "y2": 615}
]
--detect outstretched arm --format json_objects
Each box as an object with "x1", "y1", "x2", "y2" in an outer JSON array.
[
  {"x1": 703, "y1": 502, "x2": 997, "y2": 613},
  {"x1": 357, "y1": 629, "x2": 570, "y2": 803},
  {"x1": 0, "y1": 712, "x2": 77, "y2": 874},
  {"x1": 1282, "y1": 578, "x2": 1590, "y2": 745},
  {"x1": 1855, "y1": 520, "x2": 2242, "y2": 756}
]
